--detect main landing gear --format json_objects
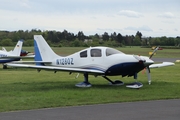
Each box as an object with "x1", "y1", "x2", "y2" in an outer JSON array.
[
  {"x1": 75, "y1": 73, "x2": 143, "y2": 89},
  {"x1": 75, "y1": 73, "x2": 92, "y2": 88},
  {"x1": 75, "y1": 73, "x2": 124, "y2": 88}
]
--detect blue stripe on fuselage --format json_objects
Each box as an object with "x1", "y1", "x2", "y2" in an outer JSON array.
[{"x1": 105, "y1": 62, "x2": 145, "y2": 76}]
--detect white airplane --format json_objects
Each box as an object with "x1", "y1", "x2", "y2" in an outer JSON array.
[
  {"x1": 0, "y1": 40, "x2": 24, "y2": 69},
  {"x1": 2, "y1": 46, "x2": 35, "y2": 57},
  {"x1": 7, "y1": 35, "x2": 175, "y2": 88}
]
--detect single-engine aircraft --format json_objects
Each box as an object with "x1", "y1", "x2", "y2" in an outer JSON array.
[
  {"x1": 0, "y1": 40, "x2": 23, "y2": 69},
  {"x1": 7, "y1": 35, "x2": 175, "y2": 88},
  {"x1": 2, "y1": 47, "x2": 35, "y2": 57}
]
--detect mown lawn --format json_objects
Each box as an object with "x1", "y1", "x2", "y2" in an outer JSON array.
[
  {"x1": 0, "y1": 62, "x2": 179, "y2": 112},
  {"x1": 4, "y1": 46, "x2": 180, "y2": 57}
]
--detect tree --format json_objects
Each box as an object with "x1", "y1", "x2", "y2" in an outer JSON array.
[
  {"x1": 116, "y1": 33, "x2": 123, "y2": 44},
  {"x1": 72, "y1": 39, "x2": 81, "y2": 47},
  {"x1": 150, "y1": 37, "x2": 161, "y2": 46},
  {"x1": 24, "y1": 39, "x2": 34, "y2": 46},
  {"x1": 133, "y1": 36, "x2": 141, "y2": 46},
  {"x1": 77, "y1": 31, "x2": 85, "y2": 41},
  {"x1": 0, "y1": 39, "x2": 13, "y2": 46},
  {"x1": 102, "y1": 32, "x2": 109, "y2": 41},
  {"x1": 111, "y1": 32, "x2": 117, "y2": 41},
  {"x1": 136, "y1": 31, "x2": 142, "y2": 41}
]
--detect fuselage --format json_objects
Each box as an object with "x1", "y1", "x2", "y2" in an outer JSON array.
[
  {"x1": 49, "y1": 47, "x2": 154, "y2": 77},
  {"x1": 0, "y1": 51, "x2": 20, "y2": 63}
]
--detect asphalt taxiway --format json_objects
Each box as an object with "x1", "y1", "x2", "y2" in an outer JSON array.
[{"x1": 0, "y1": 99, "x2": 180, "y2": 120}]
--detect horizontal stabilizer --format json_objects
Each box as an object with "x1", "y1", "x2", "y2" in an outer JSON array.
[{"x1": 149, "y1": 62, "x2": 175, "y2": 68}]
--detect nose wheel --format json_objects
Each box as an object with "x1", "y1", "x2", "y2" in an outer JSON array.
[
  {"x1": 126, "y1": 73, "x2": 143, "y2": 89},
  {"x1": 126, "y1": 82, "x2": 143, "y2": 89}
]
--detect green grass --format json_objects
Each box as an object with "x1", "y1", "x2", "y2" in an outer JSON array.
[
  {"x1": 0, "y1": 63, "x2": 180, "y2": 112},
  {"x1": 3, "y1": 46, "x2": 180, "y2": 58},
  {"x1": 0, "y1": 46, "x2": 179, "y2": 112}
]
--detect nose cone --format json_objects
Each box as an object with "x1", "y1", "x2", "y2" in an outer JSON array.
[{"x1": 140, "y1": 56, "x2": 154, "y2": 66}]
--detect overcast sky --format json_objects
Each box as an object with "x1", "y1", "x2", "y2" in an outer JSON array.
[{"x1": 0, "y1": 0, "x2": 179, "y2": 37}]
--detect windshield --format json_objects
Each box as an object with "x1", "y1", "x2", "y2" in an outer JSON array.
[{"x1": 106, "y1": 48, "x2": 124, "y2": 56}]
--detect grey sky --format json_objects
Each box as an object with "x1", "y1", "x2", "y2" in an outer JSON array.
[{"x1": 0, "y1": 0, "x2": 179, "y2": 37}]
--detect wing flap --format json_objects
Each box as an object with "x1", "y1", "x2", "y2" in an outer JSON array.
[{"x1": 149, "y1": 62, "x2": 175, "y2": 68}]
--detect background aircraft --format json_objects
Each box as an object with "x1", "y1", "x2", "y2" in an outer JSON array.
[
  {"x1": 0, "y1": 40, "x2": 23, "y2": 69},
  {"x1": 7, "y1": 35, "x2": 174, "y2": 88},
  {"x1": 2, "y1": 47, "x2": 35, "y2": 57}
]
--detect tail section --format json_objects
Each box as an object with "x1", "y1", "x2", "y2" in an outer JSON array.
[
  {"x1": 9, "y1": 40, "x2": 23, "y2": 56},
  {"x1": 34, "y1": 35, "x2": 59, "y2": 63}
]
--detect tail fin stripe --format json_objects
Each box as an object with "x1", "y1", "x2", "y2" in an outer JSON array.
[{"x1": 34, "y1": 40, "x2": 44, "y2": 65}]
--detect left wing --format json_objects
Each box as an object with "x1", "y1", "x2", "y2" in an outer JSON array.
[
  {"x1": 7, "y1": 63, "x2": 105, "y2": 74},
  {"x1": 0, "y1": 55, "x2": 34, "y2": 59},
  {"x1": 149, "y1": 62, "x2": 175, "y2": 68}
]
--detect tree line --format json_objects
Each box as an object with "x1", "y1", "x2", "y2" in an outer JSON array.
[{"x1": 0, "y1": 29, "x2": 179, "y2": 47}]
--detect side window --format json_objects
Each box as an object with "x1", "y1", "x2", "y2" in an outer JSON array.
[
  {"x1": 91, "y1": 49, "x2": 102, "y2": 57},
  {"x1": 106, "y1": 48, "x2": 122, "y2": 56},
  {"x1": 80, "y1": 50, "x2": 87, "y2": 57}
]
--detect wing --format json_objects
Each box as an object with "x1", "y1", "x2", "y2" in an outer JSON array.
[
  {"x1": 7, "y1": 63, "x2": 105, "y2": 74},
  {"x1": 149, "y1": 62, "x2": 175, "y2": 68},
  {"x1": 0, "y1": 55, "x2": 34, "y2": 59}
]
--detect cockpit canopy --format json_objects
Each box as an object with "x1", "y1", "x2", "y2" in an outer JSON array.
[{"x1": 79, "y1": 47, "x2": 124, "y2": 58}]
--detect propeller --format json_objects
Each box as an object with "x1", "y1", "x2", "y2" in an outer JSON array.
[
  {"x1": 146, "y1": 46, "x2": 159, "y2": 84},
  {"x1": 146, "y1": 66, "x2": 151, "y2": 85},
  {"x1": 149, "y1": 46, "x2": 159, "y2": 59}
]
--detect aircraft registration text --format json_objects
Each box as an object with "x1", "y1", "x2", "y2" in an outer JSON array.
[
  {"x1": 56, "y1": 58, "x2": 74, "y2": 65},
  {"x1": 0, "y1": 54, "x2": 7, "y2": 57}
]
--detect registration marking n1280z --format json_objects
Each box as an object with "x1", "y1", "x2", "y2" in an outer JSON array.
[
  {"x1": 56, "y1": 58, "x2": 74, "y2": 65},
  {"x1": 0, "y1": 54, "x2": 7, "y2": 57}
]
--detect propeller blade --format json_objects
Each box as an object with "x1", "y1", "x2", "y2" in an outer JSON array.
[
  {"x1": 149, "y1": 46, "x2": 159, "y2": 59},
  {"x1": 146, "y1": 67, "x2": 151, "y2": 85}
]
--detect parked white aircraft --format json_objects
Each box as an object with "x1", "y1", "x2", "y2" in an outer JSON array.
[
  {"x1": 0, "y1": 40, "x2": 24, "y2": 69},
  {"x1": 2, "y1": 46, "x2": 35, "y2": 57},
  {"x1": 7, "y1": 35, "x2": 175, "y2": 88}
]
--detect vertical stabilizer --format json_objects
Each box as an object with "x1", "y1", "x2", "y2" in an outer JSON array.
[
  {"x1": 9, "y1": 40, "x2": 23, "y2": 56},
  {"x1": 34, "y1": 35, "x2": 59, "y2": 63}
]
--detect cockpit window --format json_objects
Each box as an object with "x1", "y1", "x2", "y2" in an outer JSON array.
[
  {"x1": 106, "y1": 48, "x2": 123, "y2": 56},
  {"x1": 91, "y1": 49, "x2": 102, "y2": 57},
  {"x1": 80, "y1": 50, "x2": 87, "y2": 57}
]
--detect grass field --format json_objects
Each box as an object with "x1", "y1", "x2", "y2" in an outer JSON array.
[
  {"x1": 0, "y1": 47, "x2": 180, "y2": 112},
  {"x1": 4, "y1": 46, "x2": 180, "y2": 57}
]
